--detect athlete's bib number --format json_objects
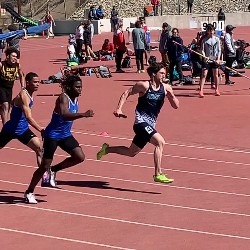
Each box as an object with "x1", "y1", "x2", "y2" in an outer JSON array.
[{"x1": 145, "y1": 126, "x2": 154, "y2": 134}]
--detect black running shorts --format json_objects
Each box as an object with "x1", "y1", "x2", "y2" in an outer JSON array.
[
  {"x1": 0, "y1": 128, "x2": 37, "y2": 148},
  {"x1": 132, "y1": 122, "x2": 157, "y2": 149},
  {"x1": 0, "y1": 86, "x2": 12, "y2": 104},
  {"x1": 202, "y1": 61, "x2": 219, "y2": 70},
  {"x1": 42, "y1": 135, "x2": 80, "y2": 159}
]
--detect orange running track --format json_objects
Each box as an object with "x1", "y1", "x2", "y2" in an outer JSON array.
[{"x1": 0, "y1": 26, "x2": 250, "y2": 250}]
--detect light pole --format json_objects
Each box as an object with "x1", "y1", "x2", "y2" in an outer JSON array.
[
  {"x1": 17, "y1": 0, "x2": 21, "y2": 15},
  {"x1": 63, "y1": 0, "x2": 67, "y2": 19},
  {"x1": 177, "y1": 0, "x2": 181, "y2": 15}
]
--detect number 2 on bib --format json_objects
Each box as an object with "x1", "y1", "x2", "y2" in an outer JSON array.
[{"x1": 145, "y1": 126, "x2": 154, "y2": 134}]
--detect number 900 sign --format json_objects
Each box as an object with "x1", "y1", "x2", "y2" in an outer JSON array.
[{"x1": 201, "y1": 21, "x2": 225, "y2": 31}]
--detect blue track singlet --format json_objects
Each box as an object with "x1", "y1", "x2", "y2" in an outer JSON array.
[
  {"x1": 44, "y1": 93, "x2": 78, "y2": 139},
  {"x1": 3, "y1": 89, "x2": 33, "y2": 135},
  {"x1": 134, "y1": 83, "x2": 165, "y2": 128}
]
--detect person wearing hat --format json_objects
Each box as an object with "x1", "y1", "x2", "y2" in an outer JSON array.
[{"x1": 224, "y1": 24, "x2": 236, "y2": 85}]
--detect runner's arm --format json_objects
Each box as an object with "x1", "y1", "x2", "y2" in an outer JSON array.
[
  {"x1": 19, "y1": 91, "x2": 43, "y2": 132},
  {"x1": 58, "y1": 94, "x2": 94, "y2": 121},
  {"x1": 165, "y1": 84, "x2": 179, "y2": 109},
  {"x1": 216, "y1": 37, "x2": 221, "y2": 63},
  {"x1": 114, "y1": 82, "x2": 147, "y2": 117}
]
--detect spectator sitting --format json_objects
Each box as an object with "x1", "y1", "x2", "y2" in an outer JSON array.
[
  {"x1": 96, "y1": 5, "x2": 104, "y2": 19},
  {"x1": 100, "y1": 39, "x2": 114, "y2": 59},
  {"x1": 143, "y1": 7, "x2": 149, "y2": 17},
  {"x1": 88, "y1": 6, "x2": 97, "y2": 20},
  {"x1": 218, "y1": 8, "x2": 225, "y2": 22}
]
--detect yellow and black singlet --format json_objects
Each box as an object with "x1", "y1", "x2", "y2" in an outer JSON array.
[{"x1": 0, "y1": 61, "x2": 19, "y2": 89}]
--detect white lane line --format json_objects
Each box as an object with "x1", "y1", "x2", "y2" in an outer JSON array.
[
  {"x1": 1, "y1": 205, "x2": 250, "y2": 241},
  {"x1": 92, "y1": 158, "x2": 250, "y2": 181},
  {"x1": 1, "y1": 161, "x2": 250, "y2": 198},
  {"x1": 4, "y1": 146, "x2": 250, "y2": 181},
  {"x1": 0, "y1": 180, "x2": 250, "y2": 218},
  {"x1": 72, "y1": 130, "x2": 250, "y2": 154},
  {"x1": 80, "y1": 143, "x2": 250, "y2": 171},
  {"x1": 0, "y1": 227, "x2": 135, "y2": 250},
  {"x1": 21, "y1": 45, "x2": 66, "y2": 52}
]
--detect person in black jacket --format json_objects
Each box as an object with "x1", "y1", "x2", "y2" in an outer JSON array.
[
  {"x1": 224, "y1": 25, "x2": 236, "y2": 85},
  {"x1": 167, "y1": 28, "x2": 184, "y2": 86},
  {"x1": 187, "y1": 0, "x2": 194, "y2": 13},
  {"x1": 218, "y1": 8, "x2": 225, "y2": 22}
]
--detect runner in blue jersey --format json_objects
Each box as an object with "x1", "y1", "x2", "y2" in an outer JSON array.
[
  {"x1": 25, "y1": 75, "x2": 94, "y2": 204},
  {"x1": 0, "y1": 72, "x2": 43, "y2": 167},
  {"x1": 97, "y1": 62, "x2": 179, "y2": 183}
]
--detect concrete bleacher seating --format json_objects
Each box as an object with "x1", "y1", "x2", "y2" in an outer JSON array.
[{"x1": 53, "y1": 12, "x2": 250, "y2": 36}]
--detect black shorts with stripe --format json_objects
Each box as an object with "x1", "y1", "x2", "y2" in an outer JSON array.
[
  {"x1": 132, "y1": 122, "x2": 157, "y2": 149},
  {"x1": 42, "y1": 135, "x2": 80, "y2": 159}
]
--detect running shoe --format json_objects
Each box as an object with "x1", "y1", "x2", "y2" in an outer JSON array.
[
  {"x1": 41, "y1": 170, "x2": 50, "y2": 187},
  {"x1": 97, "y1": 143, "x2": 109, "y2": 160},
  {"x1": 49, "y1": 170, "x2": 57, "y2": 187},
  {"x1": 24, "y1": 192, "x2": 38, "y2": 204},
  {"x1": 153, "y1": 173, "x2": 174, "y2": 183}
]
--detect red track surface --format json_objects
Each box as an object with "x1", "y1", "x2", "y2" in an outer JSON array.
[{"x1": 1, "y1": 26, "x2": 250, "y2": 250}]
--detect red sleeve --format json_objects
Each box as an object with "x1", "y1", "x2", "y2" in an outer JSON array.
[
  {"x1": 118, "y1": 32, "x2": 126, "y2": 50},
  {"x1": 118, "y1": 32, "x2": 123, "y2": 45},
  {"x1": 109, "y1": 43, "x2": 115, "y2": 52},
  {"x1": 113, "y1": 31, "x2": 126, "y2": 51}
]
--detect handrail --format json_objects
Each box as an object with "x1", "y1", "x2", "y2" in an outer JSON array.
[
  {"x1": 67, "y1": 0, "x2": 89, "y2": 19},
  {"x1": 32, "y1": 0, "x2": 50, "y2": 17}
]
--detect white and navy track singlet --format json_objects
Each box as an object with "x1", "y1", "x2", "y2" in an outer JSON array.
[
  {"x1": 44, "y1": 93, "x2": 78, "y2": 139},
  {"x1": 135, "y1": 83, "x2": 165, "y2": 128},
  {"x1": 3, "y1": 89, "x2": 33, "y2": 135}
]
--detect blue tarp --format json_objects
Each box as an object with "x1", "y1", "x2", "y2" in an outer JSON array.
[
  {"x1": 27, "y1": 23, "x2": 50, "y2": 35},
  {"x1": 0, "y1": 23, "x2": 50, "y2": 40}
]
